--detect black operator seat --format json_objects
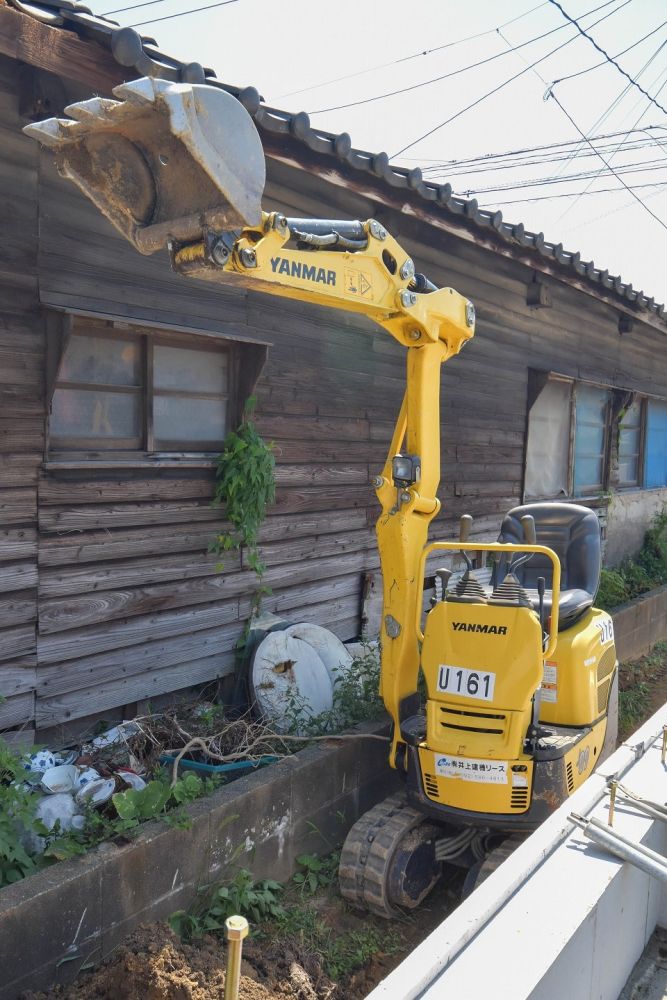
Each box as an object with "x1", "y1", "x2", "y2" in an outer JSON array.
[{"x1": 497, "y1": 502, "x2": 602, "y2": 631}]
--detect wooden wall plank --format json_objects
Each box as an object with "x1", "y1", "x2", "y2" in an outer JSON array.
[{"x1": 0, "y1": 690, "x2": 34, "y2": 731}]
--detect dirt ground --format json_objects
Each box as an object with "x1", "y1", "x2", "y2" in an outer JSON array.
[{"x1": 25, "y1": 881, "x2": 460, "y2": 1000}]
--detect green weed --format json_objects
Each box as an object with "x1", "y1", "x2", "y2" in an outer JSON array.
[
  {"x1": 292, "y1": 851, "x2": 339, "y2": 896},
  {"x1": 597, "y1": 506, "x2": 667, "y2": 611},
  {"x1": 169, "y1": 868, "x2": 285, "y2": 941}
]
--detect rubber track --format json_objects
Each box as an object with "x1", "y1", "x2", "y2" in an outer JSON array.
[
  {"x1": 473, "y1": 832, "x2": 526, "y2": 889},
  {"x1": 339, "y1": 792, "x2": 429, "y2": 918}
]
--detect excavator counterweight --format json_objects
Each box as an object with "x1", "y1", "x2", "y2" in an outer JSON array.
[{"x1": 25, "y1": 77, "x2": 265, "y2": 254}]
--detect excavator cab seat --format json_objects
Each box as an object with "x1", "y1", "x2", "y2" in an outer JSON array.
[{"x1": 497, "y1": 502, "x2": 601, "y2": 630}]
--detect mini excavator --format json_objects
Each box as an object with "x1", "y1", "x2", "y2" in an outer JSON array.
[{"x1": 26, "y1": 77, "x2": 619, "y2": 916}]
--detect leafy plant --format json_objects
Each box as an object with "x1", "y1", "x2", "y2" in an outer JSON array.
[
  {"x1": 292, "y1": 851, "x2": 339, "y2": 895},
  {"x1": 169, "y1": 868, "x2": 284, "y2": 941},
  {"x1": 0, "y1": 741, "x2": 50, "y2": 886},
  {"x1": 283, "y1": 643, "x2": 384, "y2": 736},
  {"x1": 210, "y1": 396, "x2": 276, "y2": 581},
  {"x1": 112, "y1": 780, "x2": 171, "y2": 822},
  {"x1": 596, "y1": 506, "x2": 667, "y2": 611}
]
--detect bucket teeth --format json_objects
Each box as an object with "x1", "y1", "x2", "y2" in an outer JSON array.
[
  {"x1": 63, "y1": 97, "x2": 122, "y2": 122},
  {"x1": 112, "y1": 77, "x2": 160, "y2": 106},
  {"x1": 22, "y1": 117, "x2": 79, "y2": 149},
  {"x1": 22, "y1": 75, "x2": 267, "y2": 252}
]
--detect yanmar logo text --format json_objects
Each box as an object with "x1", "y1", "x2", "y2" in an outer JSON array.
[
  {"x1": 270, "y1": 256, "x2": 336, "y2": 286},
  {"x1": 452, "y1": 622, "x2": 508, "y2": 635}
]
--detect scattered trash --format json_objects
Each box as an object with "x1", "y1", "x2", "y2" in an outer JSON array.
[
  {"x1": 40, "y1": 764, "x2": 79, "y2": 794},
  {"x1": 75, "y1": 777, "x2": 115, "y2": 807}
]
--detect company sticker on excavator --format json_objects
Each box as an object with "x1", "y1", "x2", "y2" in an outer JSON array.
[
  {"x1": 437, "y1": 665, "x2": 496, "y2": 701},
  {"x1": 434, "y1": 754, "x2": 508, "y2": 784}
]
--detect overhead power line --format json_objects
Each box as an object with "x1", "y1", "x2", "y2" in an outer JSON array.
[
  {"x1": 126, "y1": 0, "x2": 241, "y2": 28},
  {"x1": 479, "y1": 180, "x2": 667, "y2": 206},
  {"x1": 391, "y1": 0, "x2": 631, "y2": 158},
  {"x1": 308, "y1": 0, "x2": 618, "y2": 115},
  {"x1": 547, "y1": 90, "x2": 667, "y2": 232},
  {"x1": 548, "y1": 16, "x2": 667, "y2": 88},
  {"x1": 279, "y1": 2, "x2": 549, "y2": 100},
  {"x1": 413, "y1": 125, "x2": 667, "y2": 170},
  {"x1": 104, "y1": 0, "x2": 172, "y2": 15},
  {"x1": 552, "y1": 43, "x2": 667, "y2": 222},
  {"x1": 546, "y1": 0, "x2": 667, "y2": 115},
  {"x1": 460, "y1": 157, "x2": 667, "y2": 196}
]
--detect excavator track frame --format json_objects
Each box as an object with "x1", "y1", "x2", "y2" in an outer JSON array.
[{"x1": 339, "y1": 792, "x2": 442, "y2": 918}]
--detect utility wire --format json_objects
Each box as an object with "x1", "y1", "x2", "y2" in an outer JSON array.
[
  {"x1": 552, "y1": 45, "x2": 667, "y2": 221},
  {"x1": 414, "y1": 125, "x2": 667, "y2": 170},
  {"x1": 548, "y1": 17, "x2": 667, "y2": 87},
  {"x1": 546, "y1": 0, "x2": 667, "y2": 115},
  {"x1": 308, "y1": 0, "x2": 619, "y2": 115},
  {"x1": 104, "y1": 0, "x2": 174, "y2": 15},
  {"x1": 127, "y1": 0, "x2": 241, "y2": 28},
  {"x1": 460, "y1": 158, "x2": 667, "y2": 196},
  {"x1": 279, "y1": 2, "x2": 549, "y2": 99},
  {"x1": 391, "y1": 0, "x2": 631, "y2": 158},
  {"x1": 479, "y1": 179, "x2": 667, "y2": 206},
  {"x1": 422, "y1": 138, "x2": 664, "y2": 177},
  {"x1": 547, "y1": 90, "x2": 667, "y2": 232}
]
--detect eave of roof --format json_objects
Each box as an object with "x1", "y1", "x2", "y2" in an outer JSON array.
[{"x1": 5, "y1": 0, "x2": 665, "y2": 327}]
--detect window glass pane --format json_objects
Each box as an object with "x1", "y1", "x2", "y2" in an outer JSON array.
[
  {"x1": 51, "y1": 388, "x2": 141, "y2": 443},
  {"x1": 154, "y1": 395, "x2": 227, "y2": 447},
  {"x1": 620, "y1": 399, "x2": 642, "y2": 432},
  {"x1": 618, "y1": 400, "x2": 642, "y2": 486},
  {"x1": 525, "y1": 380, "x2": 571, "y2": 499},
  {"x1": 60, "y1": 335, "x2": 141, "y2": 386},
  {"x1": 645, "y1": 400, "x2": 667, "y2": 488},
  {"x1": 618, "y1": 456, "x2": 639, "y2": 484},
  {"x1": 153, "y1": 344, "x2": 228, "y2": 394},
  {"x1": 574, "y1": 385, "x2": 609, "y2": 494}
]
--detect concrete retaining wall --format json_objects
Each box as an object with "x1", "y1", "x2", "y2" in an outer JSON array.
[
  {"x1": 605, "y1": 489, "x2": 667, "y2": 568},
  {"x1": 0, "y1": 723, "x2": 398, "y2": 1000},
  {"x1": 612, "y1": 583, "x2": 667, "y2": 661}
]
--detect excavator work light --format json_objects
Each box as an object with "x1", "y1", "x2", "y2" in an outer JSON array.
[{"x1": 392, "y1": 453, "x2": 421, "y2": 487}]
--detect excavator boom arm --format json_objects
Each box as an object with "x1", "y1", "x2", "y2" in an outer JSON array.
[{"x1": 24, "y1": 79, "x2": 476, "y2": 768}]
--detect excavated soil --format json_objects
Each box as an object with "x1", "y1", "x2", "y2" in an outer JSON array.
[{"x1": 25, "y1": 882, "x2": 460, "y2": 1000}]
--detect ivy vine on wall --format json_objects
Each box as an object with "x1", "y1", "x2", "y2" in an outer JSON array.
[{"x1": 210, "y1": 396, "x2": 276, "y2": 582}]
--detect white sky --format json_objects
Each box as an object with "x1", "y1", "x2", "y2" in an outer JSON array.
[{"x1": 89, "y1": 0, "x2": 667, "y2": 304}]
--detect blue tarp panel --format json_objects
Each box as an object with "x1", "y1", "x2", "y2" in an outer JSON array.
[{"x1": 645, "y1": 400, "x2": 667, "y2": 488}]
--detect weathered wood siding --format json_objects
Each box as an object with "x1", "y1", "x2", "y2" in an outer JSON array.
[
  {"x1": 0, "y1": 55, "x2": 40, "y2": 742},
  {"x1": 1, "y1": 54, "x2": 666, "y2": 738}
]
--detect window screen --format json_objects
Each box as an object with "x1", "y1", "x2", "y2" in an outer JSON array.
[
  {"x1": 50, "y1": 324, "x2": 230, "y2": 454},
  {"x1": 574, "y1": 385, "x2": 609, "y2": 495},
  {"x1": 525, "y1": 379, "x2": 571, "y2": 499},
  {"x1": 618, "y1": 398, "x2": 643, "y2": 487}
]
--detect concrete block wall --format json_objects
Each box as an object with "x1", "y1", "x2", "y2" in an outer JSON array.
[
  {"x1": 612, "y1": 584, "x2": 667, "y2": 662},
  {"x1": 0, "y1": 722, "x2": 399, "y2": 1000}
]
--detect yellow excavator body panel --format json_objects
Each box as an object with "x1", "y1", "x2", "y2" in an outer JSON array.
[
  {"x1": 539, "y1": 607, "x2": 617, "y2": 727},
  {"x1": 421, "y1": 600, "x2": 543, "y2": 761}
]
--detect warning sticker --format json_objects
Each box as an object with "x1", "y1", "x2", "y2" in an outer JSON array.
[
  {"x1": 541, "y1": 686, "x2": 557, "y2": 703},
  {"x1": 434, "y1": 754, "x2": 508, "y2": 784},
  {"x1": 344, "y1": 269, "x2": 373, "y2": 298},
  {"x1": 512, "y1": 774, "x2": 528, "y2": 788},
  {"x1": 543, "y1": 662, "x2": 558, "y2": 685}
]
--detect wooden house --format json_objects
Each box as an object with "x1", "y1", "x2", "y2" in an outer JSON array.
[{"x1": 1, "y1": 0, "x2": 666, "y2": 743}]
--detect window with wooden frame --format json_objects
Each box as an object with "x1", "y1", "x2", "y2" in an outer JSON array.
[
  {"x1": 617, "y1": 397, "x2": 644, "y2": 488},
  {"x1": 48, "y1": 316, "x2": 242, "y2": 458},
  {"x1": 525, "y1": 375, "x2": 611, "y2": 500}
]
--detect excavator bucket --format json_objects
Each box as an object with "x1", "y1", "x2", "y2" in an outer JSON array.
[{"x1": 24, "y1": 77, "x2": 266, "y2": 254}]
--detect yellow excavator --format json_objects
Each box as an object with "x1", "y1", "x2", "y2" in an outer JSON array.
[{"x1": 25, "y1": 77, "x2": 618, "y2": 916}]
